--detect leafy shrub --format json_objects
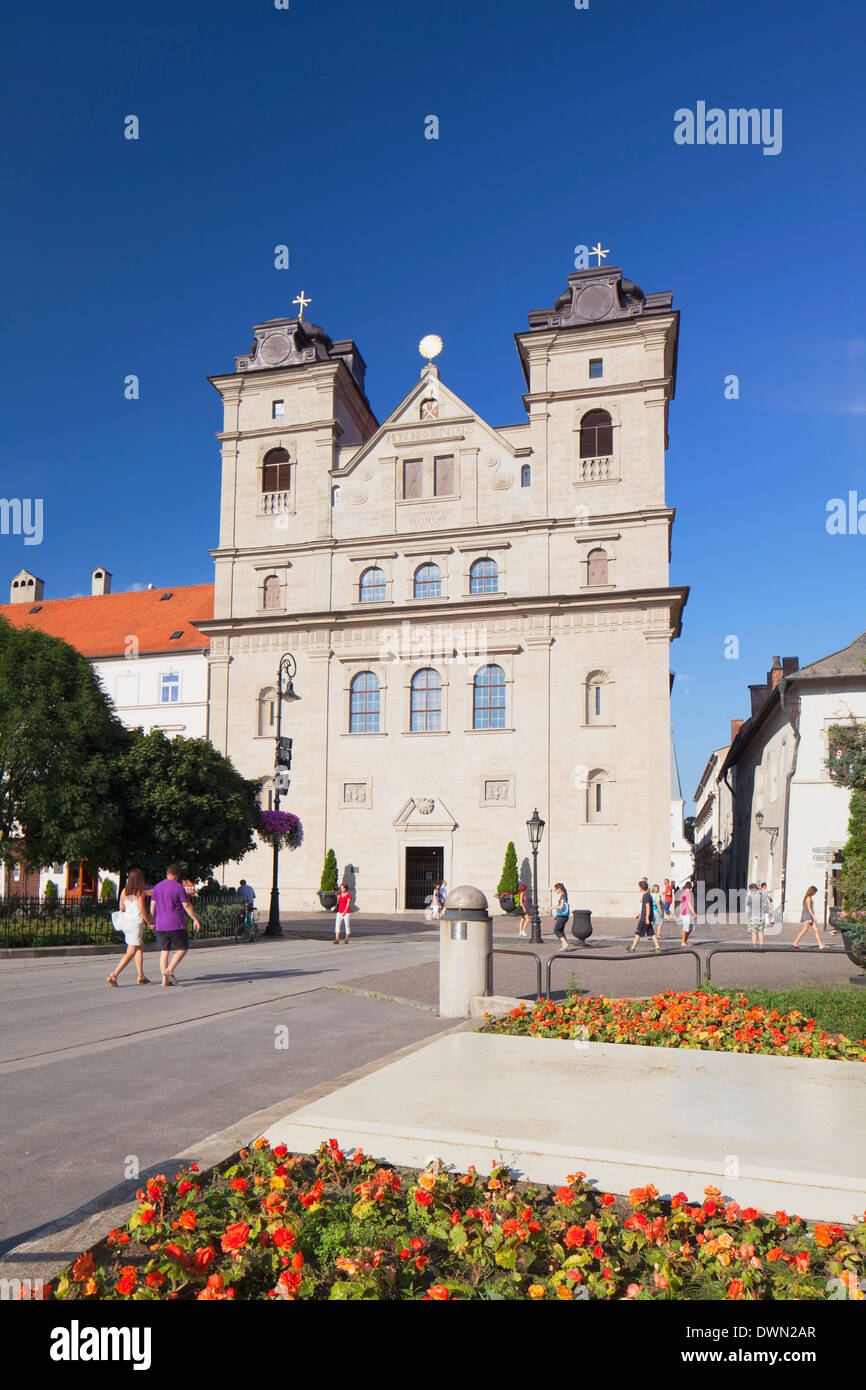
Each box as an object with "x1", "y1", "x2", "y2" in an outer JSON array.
[
  {"x1": 42, "y1": 879, "x2": 59, "y2": 906},
  {"x1": 320, "y1": 849, "x2": 338, "y2": 895},
  {"x1": 99, "y1": 878, "x2": 118, "y2": 903},
  {"x1": 496, "y1": 841, "x2": 519, "y2": 898}
]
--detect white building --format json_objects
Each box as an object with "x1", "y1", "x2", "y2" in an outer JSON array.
[
  {"x1": 715, "y1": 637, "x2": 866, "y2": 923},
  {"x1": 0, "y1": 568, "x2": 212, "y2": 897},
  {"x1": 199, "y1": 265, "x2": 690, "y2": 913}
]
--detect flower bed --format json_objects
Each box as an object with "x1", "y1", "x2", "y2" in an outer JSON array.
[
  {"x1": 481, "y1": 990, "x2": 866, "y2": 1061},
  {"x1": 50, "y1": 1139, "x2": 865, "y2": 1301}
]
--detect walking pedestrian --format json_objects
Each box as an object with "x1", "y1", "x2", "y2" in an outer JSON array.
[
  {"x1": 334, "y1": 881, "x2": 352, "y2": 942},
  {"x1": 746, "y1": 882, "x2": 765, "y2": 947},
  {"x1": 793, "y1": 885, "x2": 828, "y2": 949},
  {"x1": 552, "y1": 883, "x2": 570, "y2": 951},
  {"x1": 107, "y1": 868, "x2": 153, "y2": 986},
  {"x1": 517, "y1": 881, "x2": 531, "y2": 938},
  {"x1": 150, "y1": 864, "x2": 202, "y2": 986},
  {"x1": 651, "y1": 883, "x2": 663, "y2": 939},
  {"x1": 760, "y1": 882, "x2": 774, "y2": 935},
  {"x1": 662, "y1": 878, "x2": 674, "y2": 922},
  {"x1": 628, "y1": 878, "x2": 661, "y2": 952},
  {"x1": 437, "y1": 879, "x2": 447, "y2": 913},
  {"x1": 678, "y1": 878, "x2": 695, "y2": 946}
]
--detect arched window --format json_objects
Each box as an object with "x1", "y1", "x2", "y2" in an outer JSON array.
[
  {"x1": 587, "y1": 769, "x2": 607, "y2": 823},
  {"x1": 410, "y1": 668, "x2": 442, "y2": 731},
  {"x1": 331, "y1": 485, "x2": 341, "y2": 506},
  {"x1": 520, "y1": 464, "x2": 531, "y2": 488},
  {"x1": 473, "y1": 664, "x2": 506, "y2": 729},
  {"x1": 469, "y1": 558, "x2": 499, "y2": 594},
  {"x1": 586, "y1": 671, "x2": 608, "y2": 724},
  {"x1": 263, "y1": 576, "x2": 281, "y2": 610},
  {"x1": 359, "y1": 566, "x2": 386, "y2": 603},
  {"x1": 587, "y1": 548, "x2": 609, "y2": 586},
  {"x1": 413, "y1": 563, "x2": 442, "y2": 599},
  {"x1": 258, "y1": 687, "x2": 276, "y2": 737},
  {"x1": 262, "y1": 447, "x2": 291, "y2": 492},
  {"x1": 579, "y1": 409, "x2": 613, "y2": 458},
  {"x1": 349, "y1": 672, "x2": 380, "y2": 733}
]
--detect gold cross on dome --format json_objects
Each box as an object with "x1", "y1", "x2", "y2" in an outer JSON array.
[
  {"x1": 590, "y1": 243, "x2": 610, "y2": 266},
  {"x1": 292, "y1": 290, "x2": 311, "y2": 321}
]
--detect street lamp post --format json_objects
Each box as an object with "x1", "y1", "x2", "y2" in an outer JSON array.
[
  {"x1": 526, "y1": 808, "x2": 545, "y2": 944},
  {"x1": 265, "y1": 653, "x2": 298, "y2": 938}
]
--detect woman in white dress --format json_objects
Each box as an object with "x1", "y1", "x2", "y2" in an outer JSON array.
[{"x1": 107, "y1": 868, "x2": 154, "y2": 986}]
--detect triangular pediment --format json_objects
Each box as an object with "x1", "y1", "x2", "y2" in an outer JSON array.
[
  {"x1": 393, "y1": 796, "x2": 458, "y2": 831},
  {"x1": 334, "y1": 366, "x2": 521, "y2": 478}
]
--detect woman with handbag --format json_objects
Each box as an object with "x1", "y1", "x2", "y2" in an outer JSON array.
[{"x1": 107, "y1": 868, "x2": 154, "y2": 985}]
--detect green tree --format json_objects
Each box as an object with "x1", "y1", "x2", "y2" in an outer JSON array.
[
  {"x1": 0, "y1": 617, "x2": 130, "y2": 872},
  {"x1": 683, "y1": 815, "x2": 696, "y2": 846},
  {"x1": 117, "y1": 728, "x2": 262, "y2": 884},
  {"x1": 827, "y1": 722, "x2": 866, "y2": 941},
  {"x1": 320, "y1": 848, "x2": 338, "y2": 894},
  {"x1": 496, "y1": 841, "x2": 519, "y2": 897}
]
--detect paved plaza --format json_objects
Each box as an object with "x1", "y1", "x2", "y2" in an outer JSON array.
[{"x1": 0, "y1": 912, "x2": 858, "y2": 1272}]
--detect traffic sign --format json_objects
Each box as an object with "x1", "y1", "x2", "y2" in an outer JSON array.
[{"x1": 812, "y1": 846, "x2": 831, "y2": 855}]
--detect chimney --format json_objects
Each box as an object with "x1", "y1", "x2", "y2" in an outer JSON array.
[
  {"x1": 91, "y1": 567, "x2": 112, "y2": 596},
  {"x1": 10, "y1": 569, "x2": 44, "y2": 604},
  {"x1": 781, "y1": 656, "x2": 799, "y2": 676},
  {"x1": 731, "y1": 718, "x2": 745, "y2": 743},
  {"x1": 748, "y1": 683, "x2": 770, "y2": 716},
  {"x1": 769, "y1": 655, "x2": 783, "y2": 689}
]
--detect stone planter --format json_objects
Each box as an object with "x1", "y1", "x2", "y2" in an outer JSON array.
[
  {"x1": 839, "y1": 924, "x2": 866, "y2": 972},
  {"x1": 497, "y1": 894, "x2": 521, "y2": 915},
  {"x1": 318, "y1": 892, "x2": 338, "y2": 911},
  {"x1": 571, "y1": 909, "x2": 593, "y2": 944}
]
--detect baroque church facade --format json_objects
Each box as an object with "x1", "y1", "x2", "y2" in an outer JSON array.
[{"x1": 198, "y1": 266, "x2": 689, "y2": 914}]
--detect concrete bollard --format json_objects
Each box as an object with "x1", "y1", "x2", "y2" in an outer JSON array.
[{"x1": 439, "y1": 885, "x2": 493, "y2": 1018}]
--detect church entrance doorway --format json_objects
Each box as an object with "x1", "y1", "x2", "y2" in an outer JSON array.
[{"x1": 405, "y1": 846, "x2": 443, "y2": 910}]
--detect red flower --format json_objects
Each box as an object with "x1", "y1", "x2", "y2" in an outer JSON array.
[
  {"x1": 554, "y1": 1186, "x2": 575, "y2": 1205},
  {"x1": 793, "y1": 1252, "x2": 809, "y2": 1272},
  {"x1": 428, "y1": 1284, "x2": 450, "y2": 1300},
  {"x1": 600, "y1": 1194, "x2": 615, "y2": 1207},
  {"x1": 139, "y1": 1207, "x2": 156, "y2": 1225},
  {"x1": 230, "y1": 1178, "x2": 248, "y2": 1192},
  {"x1": 564, "y1": 1225, "x2": 585, "y2": 1249},
  {"x1": 177, "y1": 1180, "x2": 194, "y2": 1196},
  {"x1": 728, "y1": 1279, "x2": 745, "y2": 1299},
  {"x1": 414, "y1": 1256, "x2": 429, "y2": 1271},
  {"x1": 220, "y1": 1222, "x2": 250, "y2": 1253},
  {"x1": 192, "y1": 1246, "x2": 216, "y2": 1273},
  {"x1": 271, "y1": 1228, "x2": 295, "y2": 1249},
  {"x1": 413, "y1": 1189, "x2": 433, "y2": 1208},
  {"x1": 410, "y1": 1238, "x2": 425, "y2": 1251},
  {"x1": 291, "y1": 1253, "x2": 304, "y2": 1270},
  {"x1": 145, "y1": 1271, "x2": 165, "y2": 1288},
  {"x1": 178, "y1": 1209, "x2": 197, "y2": 1231},
  {"x1": 115, "y1": 1273, "x2": 137, "y2": 1295}
]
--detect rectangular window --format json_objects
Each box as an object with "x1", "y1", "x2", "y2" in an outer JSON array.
[
  {"x1": 589, "y1": 358, "x2": 603, "y2": 379},
  {"x1": 272, "y1": 400, "x2": 284, "y2": 418},
  {"x1": 434, "y1": 455, "x2": 455, "y2": 496},
  {"x1": 403, "y1": 457, "x2": 423, "y2": 499},
  {"x1": 160, "y1": 673, "x2": 180, "y2": 704},
  {"x1": 596, "y1": 783, "x2": 602, "y2": 812},
  {"x1": 595, "y1": 685, "x2": 601, "y2": 717}
]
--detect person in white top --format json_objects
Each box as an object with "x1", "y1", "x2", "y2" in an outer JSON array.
[{"x1": 107, "y1": 868, "x2": 154, "y2": 986}]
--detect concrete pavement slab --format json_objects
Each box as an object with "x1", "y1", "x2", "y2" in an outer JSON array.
[{"x1": 263, "y1": 1032, "x2": 866, "y2": 1223}]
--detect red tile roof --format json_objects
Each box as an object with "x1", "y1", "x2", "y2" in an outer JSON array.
[{"x1": 0, "y1": 583, "x2": 214, "y2": 658}]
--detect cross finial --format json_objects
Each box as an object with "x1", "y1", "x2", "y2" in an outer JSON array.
[
  {"x1": 293, "y1": 290, "x2": 311, "y2": 321},
  {"x1": 590, "y1": 243, "x2": 610, "y2": 267}
]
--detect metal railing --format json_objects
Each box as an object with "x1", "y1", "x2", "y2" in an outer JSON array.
[
  {"x1": 546, "y1": 946, "x2": 703, "y2": 998},
  {"x1": 0, "y1": 893, "x2": 247, "y2": 949},
  {"x1": 704, "y1": 943, "x2": 846, "y2": 984},
  {"x1": 487, "y1": 948, "x2": 543, "y2": 1002}
]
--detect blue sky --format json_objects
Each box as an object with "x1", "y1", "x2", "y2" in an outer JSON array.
[{"x1": 1, "y1": 0, "x2": 864, "y2": 803}]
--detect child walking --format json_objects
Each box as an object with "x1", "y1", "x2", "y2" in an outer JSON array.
[
  {"x1": 552, "y1": 883, "x2": 570, "y2": 951},
  {"x1": 679, "y1": 879, "x2": 695, "y2": 946},
  {"x1": 334, "y1": 882, "x2": 352, "y2": 943},
  {"x1": 746, "y1": 882, "x2": 765, "y2": 947}
]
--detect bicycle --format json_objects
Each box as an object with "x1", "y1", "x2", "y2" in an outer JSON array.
[{"x1": 233, "y1": 904, "x2": 259, "y2": 944}]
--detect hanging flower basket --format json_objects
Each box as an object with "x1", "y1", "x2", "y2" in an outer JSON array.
[{"x1": 258, "y1": 810, "x2": 304, "y2": 850}]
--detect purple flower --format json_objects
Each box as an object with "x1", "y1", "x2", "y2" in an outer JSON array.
[{"x1": 258, "y1": 810, "x2": 304, "y2": 850}]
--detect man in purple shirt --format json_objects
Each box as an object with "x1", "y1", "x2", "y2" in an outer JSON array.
[{"x1": 150, "y1": 864, "x2": 201, "y2": 986}]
